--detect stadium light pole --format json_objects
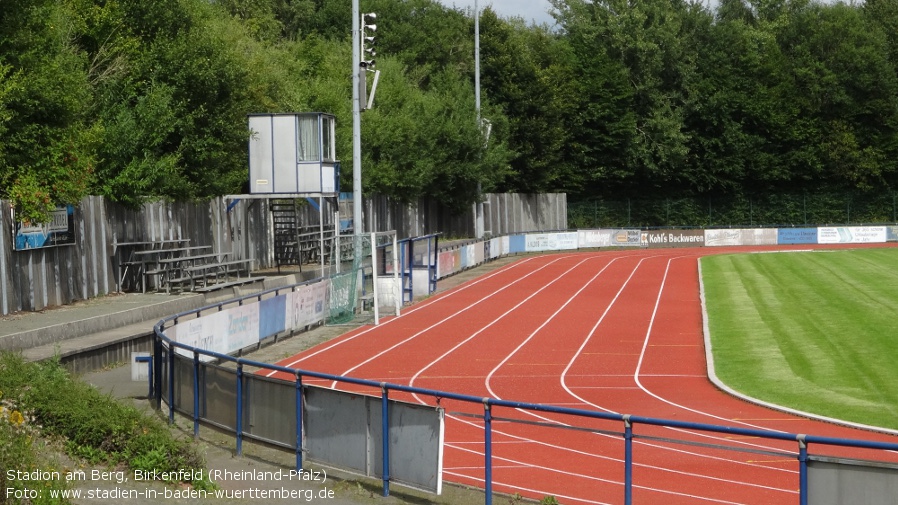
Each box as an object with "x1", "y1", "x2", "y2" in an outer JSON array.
[
  {"x1": 474, "y1": 0, "x2": 485, "y2": 239},
  {"x1": 352, "y1": 0, "x2": 364, "y2": 235}
]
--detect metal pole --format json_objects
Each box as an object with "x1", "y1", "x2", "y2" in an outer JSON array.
[
  {"x1": 392, "y1": 233, "x2": 400, "y2": 317},
  {"x1": 381, "y1": 385, "x2": 391, "y2": 496},
  {"x1": 236, "y1": 363, "x2": 243, "y2": 456},
  {"x1": 193, "y1": 351, "x2": 200, "y2": 438},
  {"x1": 296, "y1": 372, "x2": 304, "y2": 471},
  {"x1": 319, "y1": 195, "x2": 325, "y2": 272},
  {"x1": 474, "y1": 0, "x2": 484, "y2": 239},
  {"x1": 798, "y1": 436, "x2": 808, "y2": 505},
  {"x1": 168, "y1": 346, "x2": 175, "y2": 423},
  {"x1": 154, "y1": 335, "x2": 163, "y2": 410},
  {"x1": 352, "y1": 0, "x2": 363, "y2": 235},
  {"x1": 372, "y1": 232, "x2": 380, "y2": 324},
  {"x1": 624, "y1": 416, "x2": 633, "y2": 505},
  {"x1": 334, "y1": 211, "x2": 341, "y2": 273},
  {"x1": 483, "y1": 399, "x2": 492, "y2": 505}
]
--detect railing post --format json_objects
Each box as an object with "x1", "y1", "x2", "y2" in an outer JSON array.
[
  {"x1": 484, "y1": 399, "x2": 492, "y2": 505},
  {"x1": 153, "y1": 335, "x2": 162, "y2": 409},
  {"x1": 168, "y1": 345, "x2": 175, "y2": 423},
  {"x1": 381, "y1": 384, "x2": 391, "y2": 497},
  {"x1": 295, "y1": 371, "x2": 304, "y2": 471},
  {"x1": 236, "y1": 363, "x2": 243, "y2": 456},
  {"x1": 193, "y1": 351, "x2": 200, "y2": 438},
  {"x1": 798, "y1": 435, "x2": 808, "y2": 505},
  {"x1": 624, "y1": 415, "x2": 633, "y2": 505}
]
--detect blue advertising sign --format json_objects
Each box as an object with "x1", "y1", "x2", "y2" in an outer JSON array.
[
  {"x1": 13, "y1": 205, "x2": 76, "y2": 250},
  {"x1": 777, "y1": 228, "x2": 817, "y2": 245}
]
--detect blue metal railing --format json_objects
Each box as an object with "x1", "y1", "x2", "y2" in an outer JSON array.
[{"x1": 153, "y1": 305, "x2": 898, "y2": 505}]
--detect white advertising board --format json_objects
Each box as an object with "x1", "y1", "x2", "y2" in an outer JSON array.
[{"x1": 818, "y1": 226, "x2": 887, "y2": 244}]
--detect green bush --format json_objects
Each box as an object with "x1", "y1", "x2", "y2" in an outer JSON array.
[
  {"x1": 0, "y1": 388, "x2": 70, "y2": 504},
  {"x1": 0, "y1": 352, "x2": 206, "y2": 487}
]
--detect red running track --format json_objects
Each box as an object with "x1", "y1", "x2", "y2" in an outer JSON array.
[{"x1": 265, "y1": 247, "x2": 898, "y2": 505}]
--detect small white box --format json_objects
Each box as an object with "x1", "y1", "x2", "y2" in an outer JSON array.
[{"x1": 131, "y1": 352, "x2": 150, "y2": 381}]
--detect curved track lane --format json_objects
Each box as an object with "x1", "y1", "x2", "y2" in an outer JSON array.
[{"x1": 267, "y1": 246, "x2": 898, "y2": 504}]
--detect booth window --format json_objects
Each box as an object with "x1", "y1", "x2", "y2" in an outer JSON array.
[
  {"x1": 322, "y1": 115, "x2": 335, "y2": 162},
  {"x1": 297, "y1": 115, "x2": 320, "y2": 161}
]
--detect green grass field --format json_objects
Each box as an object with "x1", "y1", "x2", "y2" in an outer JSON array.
[{"x1": 701, "y1": 248, "x2": 898, "y2": 431}]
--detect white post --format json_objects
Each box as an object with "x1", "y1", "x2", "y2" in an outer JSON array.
[
  {"x1": 319, "y1": 195, "x2": 325, "y2": 273},
  {"x1": 393, "y1": 233, "x2": 400, "y2": 317},
  {"x1": 334, "y1": 211, "x2": 341, "y2": 273},
  {"x1": 474, "y1": 0, "x2": 484, "y2": 239},
  {"x1": 371, "y1": 232, "x2": 379, "y2": 324}
]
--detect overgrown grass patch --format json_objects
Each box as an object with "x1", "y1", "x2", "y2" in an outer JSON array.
[
  {"x1": 1, "y1": 388, "x2": 70, "y2": 504},
  {"x1": 702, "y1": 248, "x2": 898, "y2": 430},
  {"x1": 0, "y1": 352, "x2": 211, "y2": 490}
]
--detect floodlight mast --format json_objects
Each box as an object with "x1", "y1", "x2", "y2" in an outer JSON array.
[
  {"x1": 474, "y1": 0, "x2": 485, "y2": 239},
  {"x1": 352, "y1": 0, "x2": 363, "y2": 234}
]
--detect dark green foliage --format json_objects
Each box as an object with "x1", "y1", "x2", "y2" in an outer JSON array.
[
  {"x1": 4, "y1": 0, "x2": 898, "y2": 225},
  {"x1": 0, "y1": 353, "x2": 205, "y2": 485}
]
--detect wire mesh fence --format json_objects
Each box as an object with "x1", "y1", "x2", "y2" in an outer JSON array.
[{"x1": 568, "y1": 191, "x2": 898, "y2": 229}]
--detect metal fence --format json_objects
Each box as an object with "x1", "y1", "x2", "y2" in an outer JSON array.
[
  {"x1": 569, "y1": 191, "x2": 898, "y2": 229},
  {"x1": 152, "y1": 282, "x2": 898, "y2": 505}
]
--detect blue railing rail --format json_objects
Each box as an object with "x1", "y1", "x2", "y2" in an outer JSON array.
[{"x1": 152, "y1": 306, "x2": 898, "y2": 505}]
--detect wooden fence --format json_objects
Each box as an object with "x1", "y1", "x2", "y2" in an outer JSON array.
[{"x1": 0, "y1": 193, "x2": 565, "y2": 314}]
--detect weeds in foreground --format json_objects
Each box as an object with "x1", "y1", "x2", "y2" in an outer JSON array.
[
  {"x1": 0, "y1": 352, "x2": 210, "y2": 490},
  {"x1": 0, "y1": 387, "x2": 69, "y2": 504}
]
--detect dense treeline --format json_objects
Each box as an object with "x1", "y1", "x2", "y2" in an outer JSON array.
[{"x1": 2, "y1": 0, "x2": 898, "y2": 225}]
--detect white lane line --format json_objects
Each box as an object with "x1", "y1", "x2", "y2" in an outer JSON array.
[
  {"x1": 408, "y1": 256, "x2": 613, "y2": 397},
  {"x1": 449, "y1": 255, "x2": 797, "y2": 498},
  {"x1": 333, "y1": 255, "x2": 581, "y2": 384},
  {"x1": 446, "y1": 442, "x2": 764, "y2": 505},
  {"x1": 554, "y1": 254, "x2": 801, "y2": 457},
  {"x1": 264, "y1": 256, "x2": 544, "y2": 376}
]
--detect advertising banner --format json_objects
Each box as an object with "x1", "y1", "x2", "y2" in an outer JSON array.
[
  {"x1": 489, "y1": 236, "x2": 507, "y2": 258},
  {"x1": 287, "y1": 281, "x2": 328, "y2": 330},
  {"x1": 578, "y1": 229, "x2": 641, "y2": 248},
  {"x1": 642, "y1": 229, "x2": 705, "y2": 248},
  {"x1": 437, "y1": 250, "x2": 460, "y2": 278},
  {"x1": 509, "y1": 235, "x2": 526, "y2": 253},
  {"x1": 703, "y1": 229, "x2": 741, "y2": 247},
  {"x1": 578, "y1": 230, "x2": 614, "y2": 248},
  {"x1": 818, "y1": 226, "x2": 887, "y2": 244},
  {"x1": 13, "y1": 205, "x2": 76, "y2": 250},
  {"x1": 887, "y1": 226, "x2": 898, "y2": 242},
  {"x1": 464, "y1": 244, "x2": 477, "y2": 268},
  {"x1": 169, "y1": 312, "x2": 226, "y2": 361},
  {"x1": 259, "y1": 295, "x2": 287, "y2": 340},
  {"x1": 224, "y1": 303, "x2": 261, "y2": 352},
  {"x1": 609, "y1": 229, "x2": 642, "y2": 247},
  {"x1": 778, "y1": 228, "x2": 818, "y2": 245},
  {"x1": 740, "y1": 228, "x2": 778, "y2": 246},
  {"x1": 524, "y1": 232, "x2": 579, "y2": 252}
]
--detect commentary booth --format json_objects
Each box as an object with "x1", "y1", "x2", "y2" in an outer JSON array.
[
  {"x1": 248, "y1": 112, "x2": 339, "y2": 195},
  {"x1": 237, "y1": 112, "x2": 343, "y2": 272}
]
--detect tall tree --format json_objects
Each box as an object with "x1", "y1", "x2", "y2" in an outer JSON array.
[
  {"x1": 0, "y1": 0, "x2": 94, "y2": 223},
  {"x1": 553, "y1": 0, "x2": 699, "y2": 196},
  {"x1": 479, "y1": 10, "x2": 578, "y2": 192}
]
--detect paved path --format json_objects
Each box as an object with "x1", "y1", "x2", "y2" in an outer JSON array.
[{"x1": 1, "y1": 259, "x2": 524, "y2": 505}]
